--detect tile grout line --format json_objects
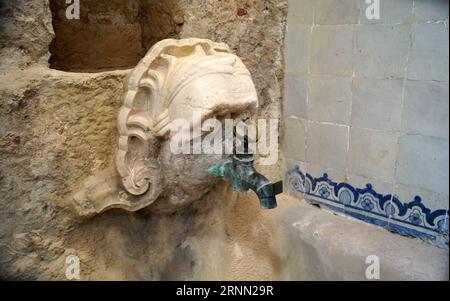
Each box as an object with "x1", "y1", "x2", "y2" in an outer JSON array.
[
  {"x1": 290, "y1": 117, "x2": 449, "y2": 140},
  {"x1": 391, "y1": 0, "x2": 415, "y2": 226},
  {"x1": 346, "y1": 3, "x2": 359, "y2": 180},
  {"x1": 303, "y1": 2, "x2": 315, "y2": 174}
]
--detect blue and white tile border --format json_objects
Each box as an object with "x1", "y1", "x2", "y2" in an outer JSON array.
[{"x1": 285, "y1": 165, "x2": 449, "y2": 248}]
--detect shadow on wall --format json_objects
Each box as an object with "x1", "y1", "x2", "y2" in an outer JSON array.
[{"x1": 48, "y1": 0, "x2": 184, "y2": 72}]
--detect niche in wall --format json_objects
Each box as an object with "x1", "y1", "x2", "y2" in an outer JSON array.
[{"x1": 48, "y1": 0, "x2": 183, "y2": 72}]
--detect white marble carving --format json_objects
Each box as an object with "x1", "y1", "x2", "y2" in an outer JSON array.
[{"x1": 73, "y1": 38, "x2": 258, "y2": 216}]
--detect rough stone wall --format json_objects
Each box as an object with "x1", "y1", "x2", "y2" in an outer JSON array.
[
  {"x1": 49, "y1": 0, "x2": 143, "y2": 71},
  {"x1": 179, "y1": 0, "x2": 287, "y2": 179},
  {"x1": 0, "y1": 0, "x2": 287, "y2": 280},
  {"x1": 0, "y1": 0, "x2": 53, "y2": 68},
  {"x1": 48, "y1": 0, "x2": 286, "y2": 177}
]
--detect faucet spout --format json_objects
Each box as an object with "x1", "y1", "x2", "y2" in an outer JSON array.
[
  {"x1": 208, "y1": 132, "x2": 283, "y2": 209},
  {"x1": 208, "y1": 155, "x2": 283, "y2": 209}
]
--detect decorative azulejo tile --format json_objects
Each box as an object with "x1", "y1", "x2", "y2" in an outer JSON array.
[{"x1": 285, "y1": 165, "x2": 449, "y2": 248}]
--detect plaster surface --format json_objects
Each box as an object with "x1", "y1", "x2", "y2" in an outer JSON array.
[{"x1": 277, "y1": 195, "x2": 449, "y2": 281}]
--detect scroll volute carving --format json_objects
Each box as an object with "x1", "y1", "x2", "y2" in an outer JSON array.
[{"x1": 73, "y1": 38, "x2": 258, "y2": 216}]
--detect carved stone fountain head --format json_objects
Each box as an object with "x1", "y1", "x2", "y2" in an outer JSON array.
[{"x1": 73, "y1": 38, "x2": 258, "y2": 216}]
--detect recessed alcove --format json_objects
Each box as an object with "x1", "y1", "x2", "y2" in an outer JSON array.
[{"x1": 48, "y1": 0, "x2": 183, "y2": 72}]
